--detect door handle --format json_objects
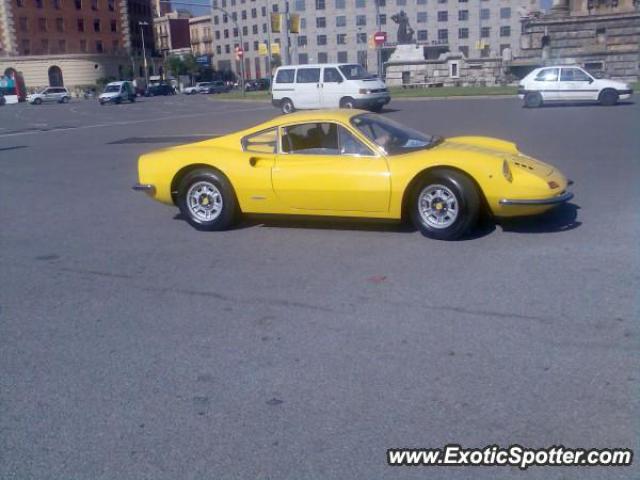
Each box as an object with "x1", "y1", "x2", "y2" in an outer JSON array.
[{"x1": 249, "y1": 156, "x2": 274, "y2": 167}]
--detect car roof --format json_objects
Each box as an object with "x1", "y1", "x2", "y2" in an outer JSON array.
[
  {"x1": 107, "y1": 81, "x2": 127, "y2": 86},
  {"x1": 276, "y1": 63, "x2": 358, "y2": 69},
  {"x1": 257, "y1": 109, "x2": 367, "y2": 129}
]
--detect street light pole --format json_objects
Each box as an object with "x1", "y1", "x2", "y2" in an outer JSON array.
[
  {"x1": 374, "y1": 0, "x2": 382, "y2": 78},
  {"x1": 139, "y1": 21, "x2": 149, "y2": 87}
]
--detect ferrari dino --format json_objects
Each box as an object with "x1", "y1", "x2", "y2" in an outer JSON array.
[{"x1": 134, "y1": 110, "x2": 574, "y2": 240}]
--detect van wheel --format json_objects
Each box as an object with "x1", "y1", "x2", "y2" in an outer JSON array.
[
  {"x1": 599, "y1": 89, "x2": 618, "y2": 106},
  {"x1": 281, "y1": 98, "x2": 295, "y2": 114},
  {"x1": 524, "y1": 92, "x2": 543, "y2": 108},
  {"x1": 61, "y1": 96, "x2": 69, "y2": 104},
  {"x1": 340, "y1": 97, "x2": 356, "y2": 109}
]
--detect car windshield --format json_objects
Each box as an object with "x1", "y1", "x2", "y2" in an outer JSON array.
[
  {"x1": 339, "y1": 64, "x2": 373, "y2": 80},
  {"x1": 104, "y1": 85, "x2": 120, "y2": 93},
  {"x1": 351, "y1": 114, "x2": 442, "y2": 155}
]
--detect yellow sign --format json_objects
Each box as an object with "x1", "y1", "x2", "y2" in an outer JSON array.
[
  {"x1": 258, "y1": 42, "x2": 268, "y2": 56},
  {"x1": 270, "y1": 12, "x2": 281, "y2": 33},
  {"x1": 290, "y1": 13, "x2": 300, "y2": 34},
  {"x1": 271, "y1": 42, "x2": 280, "y2": 55},
  {"x1": 475, "y1": 40, "x2": 486, "y2": 50}
]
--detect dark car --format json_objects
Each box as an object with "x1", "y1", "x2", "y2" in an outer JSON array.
[
  {"x1": 205, "y1": 81, "x2": 231, "y2": 94},
  {"x1": 144, "y1": 84, "x2": 176, "y2": 97}
]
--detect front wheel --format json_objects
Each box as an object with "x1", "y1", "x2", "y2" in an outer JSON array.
[
  {"x1": 177, "y1": 169, "x2": 239, "y2": 231},
  {"x1": 281, "y1": 98, "x2": 295, "y2": 114},
  {"x1": 33, "y1": 98, "x2": 43, "y2": 105},
  {"x1": 340, "y1": 97, "x2": 356, "y2": 109},
  {"x1": 61, "y1": 96, "x2": 69, "y2": 104},
  {"x1": 599, "y1": 89, "x2": 619, "y2": 106},
  {"x1": 410, "y1": 170, "x2": 480, "y2": 240}
]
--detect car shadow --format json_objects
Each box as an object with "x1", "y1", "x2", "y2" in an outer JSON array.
[
  {"x1": 497, "y1": 203, "x2": 581, "y2": 234},
  {"x1": 524, "y1": 101, "x2": 634, "y2": 109}
]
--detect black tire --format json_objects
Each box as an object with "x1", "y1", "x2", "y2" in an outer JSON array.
[
  {"x1": 409, "y1": 169, "x2": 480, "y2": 240},
  {"x1": 114, "y1": 97, "x2": 122, "y2": 105},
  {"x1": 0, "y1": 97, "x2": 5, "y2": 106},
  {"x1": 130, "y1": 96, "x2": 136, "y2": 103},
  {"x1": 61, "y1": 96, "x2": 69, "y2": 104},
  {"x1": 33, "y1": 98, "x2": 42, "y2": 105},
  {"x1": 524, "y1": 92, "x2": 543, "y2": 108},
  {"x1": 599, "y1": 89, "x2": 618, "y2": 106},
  {"x1": 370, "y1": 104, "x2": 384, "y2": 113},
  {"x1": 177, "y1": 168, "x2": 239, "y2": 231},
  {"x1": 281, "y1": 98, "x2": 295, "y2": 114},
  {"x1": 340, "y1": 97, "x2": 356, "y2": 109}
]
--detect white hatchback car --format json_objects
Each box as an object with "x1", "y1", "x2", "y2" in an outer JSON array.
[
  {"x1": 518, "y1": 66, "x2": 633, "y2": 107},
  {"x1": 27, "y1": 86, "x2": 71, "y2": 105}
]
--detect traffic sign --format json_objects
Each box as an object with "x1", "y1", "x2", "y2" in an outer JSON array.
[
  {"x1": 373, "y1": 31, "x2": 387, "y2": 46},
  {"x1": 235, "y1": 46, "x2": 244, "y2": 60}
]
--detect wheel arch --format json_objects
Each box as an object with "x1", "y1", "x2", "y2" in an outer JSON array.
[
  {"x1": 170, "y1": 163, "x2": 237, "y2": 207},
  {"x1": 400, "y1": 165, "x2": 490, "y2": 220},
  {"x1": 598, "y1": 87, "x2": 617, "y2": 99}
]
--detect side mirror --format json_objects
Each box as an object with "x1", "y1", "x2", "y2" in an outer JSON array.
[
  {"x1": 337, "y1": 77, "x2": 343, "y2": 83},
  {"x1": 588, "y1": 78, "x2": 594, "y2": 84}
]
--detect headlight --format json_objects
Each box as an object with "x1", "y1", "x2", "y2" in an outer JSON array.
[
  {"x1": 358, "y1": 88, "x2": 371, "y2": 95},
  {"x1": 502, "y1": 160, "x2": 513, "y2": 182}
]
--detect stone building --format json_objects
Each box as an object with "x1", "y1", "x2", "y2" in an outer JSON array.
[
  {"x1": 154, "y1": 10, "x2": 190, "y2": 57},
  {"x1": 514, "y1": 0, "x2": 640, "y2": 81},
  {"x1": 0, "y1": 0, "x2": 155, "y2": 91}
]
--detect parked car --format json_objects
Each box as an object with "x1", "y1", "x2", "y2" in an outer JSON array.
[
  {"x1": 183, "y1": 82, "x2": 212, "y2": 95},
  {"x1": 0, "y1": 93, "x2": 5, "y2": 106},
  {"x1": 144, "y1": 83, "x2": 176, "y2": 97},
  {"x1": 205, "y1": 81, "x2": 231, "y2": 94},
  {"x1": 271, "y1": 63, "x2": 390, "y2": 114},
  {"x1": 27, "y1": 86, "x2": 71, "y2": 105},
  {"x1": 519, "y1": 66, "x2": 633, "y2": 107},
  {"x1": 133, "y1": 110, "x2": 574, "y2": 240},
  {"x1": 98, "y1": 81, "x2": 136, "y2": 105}
]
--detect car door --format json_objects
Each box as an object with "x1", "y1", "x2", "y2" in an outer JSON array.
[
  {"x1": 293, "y1": 67, "x2": 321, "y2": 109},
  {"x1": 532, "y1": 68, "x2": 560, "y2": 101},
  {"x1": 320, "y1": 66, "x2": 344, "y2": 108},
  {"x1": 559, "y1": 67, "x2": 596, "y2": 101},
  {"x1": 42, "y1": 88, "x2": 56, "y2": 103},
  {"x1": 272, "y1": 121, "x2": 390, "y2": 212}
]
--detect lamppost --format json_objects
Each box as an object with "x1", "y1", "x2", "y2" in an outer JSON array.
[
  {"x1": 374, "y1": 0, "x2": 383, "y2": 78},
  {"x1": 139, "y1": 21, "x2": 149, "y2": 87}
]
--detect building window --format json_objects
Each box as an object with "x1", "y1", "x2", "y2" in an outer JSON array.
[
  {"x1": 19, "y1": 16, "x2": 28, "y2": 31},
  {"x1": 437, "y1": 29, "x2": 448, "y2": 42},
  {"x1": 356, "y1": 15, "x2": 366, "y2": 26},
  {"x1": 317, "y1": 34, "x2": 327, "y2": 45},
  {"x1": 40, "y1": 39, "x2": 49, "y2": 52},
  {"x1": 91, "y1": 0, "x2": 97, "y2": 9},
  {"x1": 500, "y1": 7, "x2": 511, "y2": 19},
  {"x1": 458, "y1": 28, "x2": 468, "y2": 39},
  {"x1": 458, "y1": 10, "x2": 468, "y2": 21},
  {"x1": 298, "y1": 35, "x2": 307, "y2": 46},
  {"x1": 417, "y1": 30, "x2": 427, "y2": 41},
  {"x1": 336, "y1": 15, "x2": 346, "y2": 27},
  {"x1": 225, "y1": 44, "x2": 230, "y2": 53},
  {"x1": 253, "y1": 40, "x2": 259, "y2": 50},
  {"x1": 108, "y1": 0, "x2": 114, "y2": 10},
  {"x1": 242, "y1": 25, "x2": 248, "y2": 35},
  {"x1": 58, "y1": 39, "x2": 66, "y2": 52},
  {"x1": 110, "y1": 19, "x2": 117, "y2": 32},
  {"x1": 241, "y1": 10, "x2": 246, "y2": 20},
  {"x1": 355, "y1": 0, "x2": 364, "y2": 6},
  {"x1": 481, "y1": 26, "x2": 490, "y2": 38},
  {"x1": 337, "y1": 33, "x2": 346, "y2": 44},
  {"x1": 315, "y1": 0, "x2": 325, "y2": 9},
  {"x1": 459, "y1": 45, "x2": 468, "y2": 57},
  {"x1": 295, "y1": 0, "x2": 304, "y2": 10},
  {"x1": 35, "y1": 0, "x2": 43, "y2": 7},
  {"x1": 480, "y1": 45, "x2": 490, "y2": 57},
  {"x1": 38, "y1": 17, "x2": 47, "y2": 31},
  {"x1": 316, "y1": 17, "x2": 325, "y2": 28},
  {"x1": 251, "y1": 7, "x2": 257, "y2": 17},
  {"x1": 299, "y1": 53, "x2": 308, "y2": 64},
  {"x1": 215, "y1": 30, "x2": 220, "y2": 39},
  {"x1": 480, "y1": 8, "x2": 490, "y2": 20},
  {"x1": 335, "y1": 0, "x2": 345, "y2": 7},
  {"x1": 75, "y1": 0, "x2": 81, "y2": 9},
  {"x1": 22, "y1": 39, "x2": 30, "y2": 54},
  {"x1": 337, "y1": 51, "x2": 348, "y2": 62},
  {"x1": 437, "y1": 11, "x2": 447, "y2": 21},
  {"x1": 16, "y1": 0, "x2": 24, "y2": 7},
  {"x1": 252, "y1": 24, "x2": 257, "y2": 34},
  {"x1": 53, "y1": 0, "x2": 61, "y2": 9},
  {"x1": 500, "y1": 26, "x2": 510, "y2": 37},
  {"x1": 112, "y1": 39, "x2": 118, "y2": 51},
  {"x1": 379, "y1": 14, "x2": 386, "y2": 25},
  {"x1": 417, "y1": 12, "x2": 427, "y2": 23},
  {"x1": 216, "y1": 45, "x2": 221, "y2": 54},
  {"x1": 93, "y1": 18, "x2": 100, "y2": 32},
  {"x1": 397, "y1": 0, "x2": 406, "y2": 5},
  {"x1": 357, "y1": 50, "x2": 367, "y2": 68},
  {"x1": 80, "y1": 39, "x2": 87, "y2": 52},
  {"x1": 317, "y1": 52, "x2": 328, "y2": 63},
  {"x1": 55, "y1": 17, "x2": 64, "y2": 31},
  {"x1": 356, "y1": 32, "x2": 367, "y2": 43},
  {"x1": 417, "y1": 0, "x2": 426, "y2": 3},
  {"x1": 96, "y1": 40, "x2": 103, "y2": 53}
]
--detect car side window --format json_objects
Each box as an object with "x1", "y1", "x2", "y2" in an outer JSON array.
[
  {"x1": 282, "y1": 123, "x2": 339, "y2": 155},
  {"x1": 338, "y1": 127, "x2": 374, "y2": 156},
  {"x1": 561, "y1": 68, "x2": 591, "y2": 82},
  {"x1": 243, "y1": 128, "x2": 278, "y2": 154},
  {"x1": 296, "y1": 68, "x2": 320, "y2": 84},
  {"x1": 535, "y1": 68, "x2": 559, "y2": 82},
  {"x1": 275, "y1": 69, "x2": 295, "y2": 83},
  {"x1": 323, "y1": 68, "x2": 342, "y2": 83}
]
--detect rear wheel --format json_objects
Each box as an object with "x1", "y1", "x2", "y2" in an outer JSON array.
[
  {"x1": 524, "y1": 92, "x2": 543, "y2": 108},
  {"x1": 177, "y1": 168, "x2": 238, "y2": 231},
  {"x1": 281, "y1": 98, "x2": 295, "y2": 114},
  {"x1": 61, "y1": 96, "x2": 69, "y2": 104},
  {"x1": 599, "y1": 89, "x2": 619, "y2": 106},
  {"x1": 410, "y1": 170, "x2": 480, "y2": 240},
  {"x1": 33, "y1": 98, "x2": 42, "y2": 105},
  {"x1": 370, "y1": 104, "x2": 384, "y2": 113},
  {"x1": 340, "y1": 97, "x2": 356, "y2": 109}
]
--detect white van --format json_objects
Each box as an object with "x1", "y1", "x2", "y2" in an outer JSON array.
[{"x1": 271, "y1": 63, "x2": 390, "y2": 114}]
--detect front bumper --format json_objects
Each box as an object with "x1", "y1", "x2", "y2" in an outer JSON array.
[
  {"x1": 132, "y1": 183, "x2": 156, "y2": 195},
  {"x1": 499, "y1": 190, "x2": 574, "y2": 206},
  {"x1": 353, "y1": 95, "x2": 391, "y2": 109}
]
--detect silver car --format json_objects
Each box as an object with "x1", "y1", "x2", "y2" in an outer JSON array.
[{"x1": 28, "y1": 87, "x2": 71, "y2": 105}]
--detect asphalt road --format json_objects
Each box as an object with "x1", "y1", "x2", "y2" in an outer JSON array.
[{"x1": 1, "y1": 94, "x2": 638, "y2": 480}]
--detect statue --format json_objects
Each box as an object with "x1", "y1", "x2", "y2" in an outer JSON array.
[{"x1": 391, "y1": 10, "x2": 415, "y2": 45}]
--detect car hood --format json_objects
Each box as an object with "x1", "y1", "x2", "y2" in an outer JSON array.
[
  {"x1": 595, "y1": 79, "x2": 629, "y2": 90},
  {"x1": 99, "y1": 92, "x2": 120, "y2": 99},
  {"x1": 443, "y1": 136, "x2": 555, "y2": 176}
]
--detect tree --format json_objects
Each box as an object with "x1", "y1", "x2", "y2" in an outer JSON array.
[{"x1": 165, "y1": 54, "x2": 202, "y2": 82}]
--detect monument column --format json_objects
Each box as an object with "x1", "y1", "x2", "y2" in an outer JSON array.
[{"x1": 550, "y1": 0, "x2": 569, "y2": 16}]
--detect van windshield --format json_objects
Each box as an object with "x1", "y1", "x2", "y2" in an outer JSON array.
[
  {"x1": 104, "y1": 85, "x2": 120, "y2": 93},
  {"x1": 339, "y1": 64, "x2": 373, "y2": 80}
]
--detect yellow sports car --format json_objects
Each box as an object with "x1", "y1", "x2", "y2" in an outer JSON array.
[{"x1": 134, "y1": 109, "x2": 573, "y2": 240}]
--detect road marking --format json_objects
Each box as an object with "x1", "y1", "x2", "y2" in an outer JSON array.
[{"x1": 0, "y1": 105, "x2": 274, "y2": 138}]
